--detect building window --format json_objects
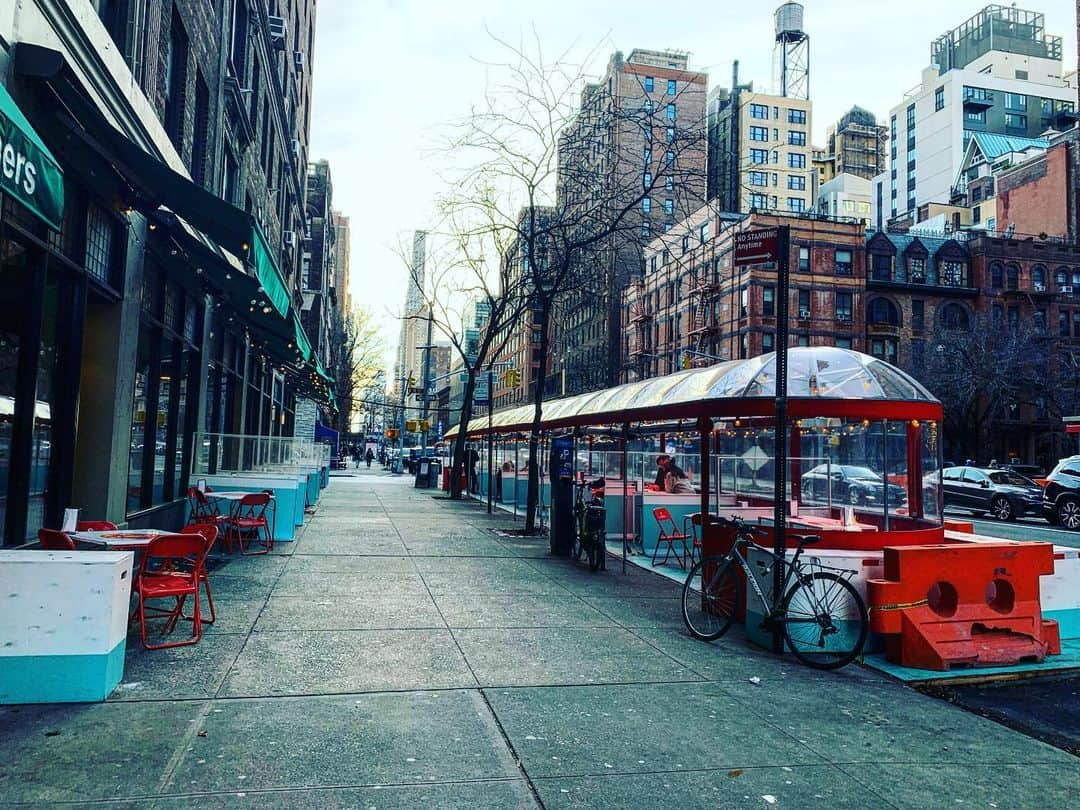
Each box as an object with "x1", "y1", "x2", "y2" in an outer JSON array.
[
  {"x1": 940, "y1": 260, "x2": 968, "y2": 288},
  {"x1": 1032, "y1": 265, "x2": 1047, "y2": 290},
  {"x1": 641, "y1": 221, "x2": 651, "y2": 238},
  {"x1": 644, "y1": 76, "x2": 654, "y2": 92},
  {"x1": 798, "y1": 289, "x2": 810, "y2": 316},
  {"x1": 868, "y1": 297, "x2": 899, "y2": 325},
  {"x1": 836, "y1": 336, "x2": 853, "y2": 349},
  {"x1": 1004, "y1": 92, "x2": 1026, "y2": 111},
  {"x1": 797, "y1": 334, "x2": 810, "y2": 347},
  {"x1": 787, "y1": 175, "x2": 805, "y2": 190},
  {"x1": 643, "y1": 171, "x2": 652, "y2": 188},
  {"x1": 990, "y1": 262, "x2": 1003, "y2": 288},
  {"x1": 665, "y1": 150, "x2": 674, "y2": 164},
  {"x1": 906, "y1": 103, "x2": 916, "y2": 129},
  {"x1": 750, "y1": 126, "x2": 769, "y2": 142},
  {"x1": 643, "y1": 99, "x2": 654, "y2": 114},
  {"x1": 835, "y1": 249, "x2": 852, "y2": 275},
  {"x1": 664, "y1": 199, "x2": 674, "y2": 216},
  {"x1": 940, "y1": 303, "x2": 970, "y2": 330},
  {"x1": 667, "y1": 79, "x2": 676, "y2": 95},
  {"x1": 666, "y1": 104, "x2": 676, "y2": 121},
  {"x1": 1061, "y1": 311, "x2": 1071, "y2": 337},
  {"x1": 751, "y1": 103, "x2": 769, "y2": 119},
  {"x1": 787, "y1": 197, "x2": 806, "y2": 213},
  {"x1": 835, "y1": 291, "x2": 852, "y2": 321},
  {"x1": 788, "y1": 131, "x2": 806, "y2": 146},
  {"x1": 762, "y1": 332, "x2": 774, "y2": 351},
  {"x1": 164, "y1": 11, "x2": 189, "y2": 149},
  {"x1": 644, "y1": 147, "x2": 652, "y2": 163},
  {"x1": 870, "y1": 338, "x2": 898, "y2": 363},
  {"x1": 750, "y1": 148, "x2": 768, "y2": 164},
  {"x1": 681, "y1": 234, "x2": 690, "y2": 254},
  {"x1": 788, "y1": 153, "x2": 806, "y2": 168},
  {"x1": 763, "y1": 286, "x2": 775, "y2": 316},
  {"x1": 666, "y1": 127, "x2": 675, "y2": 143},
  {"x1": 934, "y1": 86, "x2": 944, "y2": 111},
  {"x1": 798, "y1": 247, "x2": 809, "y2": 272},
  {"x1": 750, "y1": 171, "x2": 768, "y2": 187},
  {"x1": 912, "y1": 299, "x2": 924, "y2": 330},
  {"x1": 642, "y1": 197, "x2": 651, "y2": 213},
  {"x1": 740, "y1": 288, "x2": 748, "y2": 318},
  {"x1": 699, "y1": 223, "x2": 709, "y2": 244},
  {"x1": 871, "y1": 253, "x2": 892, "y2": 280},
  {"x1": 85, "y1": 204, "x2": 117, "y2": 286},
  {"x1": 788, "y1": 109, "x2": 806, "y2": 124},
  {"x1": 665, "y1": 176, "x2": 674, "y2": 192},
  {"x1": 1004, "y1": 113, "x2": 1027, "y2": 130},
  {"x1": 1006, "y1": 264, "x2": 1019, "y2": 290},
  {"x1": 908, "y1": 256, "x2": 926, "y2": 282},
  {"x1": 749, "y1": 193, "x2": 768, "y2": 209}
]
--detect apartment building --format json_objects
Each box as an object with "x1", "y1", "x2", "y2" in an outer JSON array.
[
  {"x1": 621, "y1": 208, "x2": 866, "y2": 381},
  {"x1": 817, "y1": 173, "x2": 873, "y2": 229},
  {"x1": 554, "y1": 48, "x2": 708, "y2": 395},
  {"x1": 819, "y1": 106, "x2": 888, "y2": 181},
  {"x1": 707, "y1": 79, "x2": 814, "y2": 215},
  {"x1": 886, "y1": 4, "x2": 1076, "y2": 220},
  {"x1": 332, "y1": 210, "x2": 351, "y2": 320}
]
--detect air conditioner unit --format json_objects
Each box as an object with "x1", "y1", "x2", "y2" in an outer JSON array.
[
  {"x1": 1034, "y1": 283, "x2": 1046, "y2": 292},
  {"x1": 1062, "y1": 285, "x2": 1074, "y2": 295},
  {"x1": 283, "y1": 230, "x2": 297, "y2": 248},
  {"x1": 836, "y1": 313, "x2": 851, "y2": 322},
  {"x1": 267, "y1": 15, "x2": 286, "y2": 48},
  {"x1": 293, "y1": 50, "x2": 304, "y2": 72},
  {"x1": 798, "y1": 309, "x2": 811, "y2": 319}
]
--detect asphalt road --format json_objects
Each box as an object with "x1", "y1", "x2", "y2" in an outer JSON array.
[{"x1": 943, "y1": 507, "x2": 1080, "y2": 549}]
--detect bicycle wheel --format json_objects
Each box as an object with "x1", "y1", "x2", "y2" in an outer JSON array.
[
  {"x1": 682, "y1": 556, "x2": 740, "y2": 641},
  {"x1": 780, "y1": 571, "x2": 868, "y2": 670},
  {"x1": 589, "y1": 530, "x2": 605, "y2": 572}
]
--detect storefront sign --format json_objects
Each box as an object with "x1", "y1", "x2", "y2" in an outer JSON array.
[
  {"x1": 733, "y1": 227, "x2": 780, "y2": 266},
  {"x1": 0, "y1": 82, "x2": 63, "y2": 230}
]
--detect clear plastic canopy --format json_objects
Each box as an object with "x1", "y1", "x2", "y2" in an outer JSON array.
[{"x1": 447, "y1": 348, "x2": 936, "y2": 438}]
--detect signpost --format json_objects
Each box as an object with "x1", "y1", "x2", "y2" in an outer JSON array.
[{"x1": 734, "y1": 225, "x2": 790, "y2": 654}]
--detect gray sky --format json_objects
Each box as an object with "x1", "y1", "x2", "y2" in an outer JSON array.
[{"x1": 309, "y1": 0, "x2": 1078, "y2": 374}]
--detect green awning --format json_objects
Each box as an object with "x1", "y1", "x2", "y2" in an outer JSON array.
[
  {"x1": 0, "y1": 81, "x2": 63, "y2": 230},
  {"x1": 293, "y1": 313, "x2": 312, "y2": 362},
  {"x1": 250, "y1": 224, "x2": 291, "y2": 318}
]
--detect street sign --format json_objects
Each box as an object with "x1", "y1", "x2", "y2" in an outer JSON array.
[{"x1": 734, "y1": 227, "x2": 781, "y2": 266}]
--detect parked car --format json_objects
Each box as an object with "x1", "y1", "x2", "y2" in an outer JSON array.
[
  {"x1": 941, "y1": 466, "x2": 1044, "y2": 521},
  {"x1": 801, "y1": 465, "x2": 907, "y2": 507},
  {"x1": 1002, "y1": 462, "x2": 1044, "y2": 479},
  {"x1": 1042, "y1": 456, "x2": 1080, "y2": 529}
]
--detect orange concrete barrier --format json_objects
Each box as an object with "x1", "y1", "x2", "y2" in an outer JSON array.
[
  {"x1": 943, "y1": 519, "x2": 974, "y2": 534},
  {"x1": 867, "y1": 542, "x2": 1060, "y2": 671}
]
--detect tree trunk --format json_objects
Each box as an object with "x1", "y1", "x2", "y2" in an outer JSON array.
[
  {"x1": 450, "y1": 369, "x2": 478, "y2": 499},
  {"x1": 525, "y1": 300, "x2": 552, "y2": 532}
]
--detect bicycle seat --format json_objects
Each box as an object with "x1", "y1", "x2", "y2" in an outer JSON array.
[{"x1": 795, "y1": 534, "x2": 822, "y2": 546}]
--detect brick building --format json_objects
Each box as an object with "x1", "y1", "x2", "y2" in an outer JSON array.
[
  {"x1": 995, "y1": 128, "x2": 1079, "y2": 241},
  {"x1": 554, "y1": 49, "x2": 708, "y2": 395},
  {"x1": 0, "y1": 1, "x2": 324, "y2": 544},
  {"x1": 622, "y1": 209, "x2": 867, "y2": 381}
]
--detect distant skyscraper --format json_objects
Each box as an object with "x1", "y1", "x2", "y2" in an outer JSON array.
[
  {"x1": 394, "y1": 230, "x2": 429, "y2": 400},
  {"x1": 331, "y1": 210, "x2": 351, "y2": 320}
]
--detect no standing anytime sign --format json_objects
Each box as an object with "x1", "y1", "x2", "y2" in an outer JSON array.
[{"x1": 733, "y1": 227, "x2": 781, "y2": 266}]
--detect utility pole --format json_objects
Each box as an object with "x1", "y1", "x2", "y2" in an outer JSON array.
[
  {"x1": 395, "y1": 372, "x2": 409, "y2": 474},
  {"x1": 487, "y1": 366, "x2": 494, "y2": 513}
]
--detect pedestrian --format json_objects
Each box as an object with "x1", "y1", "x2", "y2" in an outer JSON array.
[
  {"x1": 354, "y1": 446, "x2": 361, "y2": 469},
  {"x1": 365, "y1": 447, "x2": 374, "y2": 468}
]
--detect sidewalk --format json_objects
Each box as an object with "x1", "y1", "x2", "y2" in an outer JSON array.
[{"x1": 1, "y1": 471, "x2": 1077, "y2": 807}]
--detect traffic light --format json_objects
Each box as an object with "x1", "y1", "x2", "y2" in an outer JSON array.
[
  {"x1": 406, "y1": 420, "x2": 418, "y2": 432},
  {"x1": 419, "y1": 419, "x2": 430, "y2": 433},
  {"x1": 504, "y1": 368, "x2": 521, "y2": 387},
  {"x1": 385, "y1": 428, "x2": 399, "y2": 439},
  {"x1": 681, "y1": 353, "x2": 692, "y2": 370}
]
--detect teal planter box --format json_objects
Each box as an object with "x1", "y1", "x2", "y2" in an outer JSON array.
[
  {"x1": 200, "y1": 474, "x2": 304, "y2": 540},
  {"x1": 0, "y1": 550, "x2": 132, "y2": 704}
]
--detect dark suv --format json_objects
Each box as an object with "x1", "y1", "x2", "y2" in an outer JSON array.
[
  {"x1": 1043, "y1": 456, "x2": 1080, "y2": 529},
  {"x1": 941, "y1": 466, "x2": 1043, "y2": 521}
]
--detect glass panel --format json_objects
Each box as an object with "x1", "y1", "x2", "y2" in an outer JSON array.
[
  {"x1": 128, "y1": 323, "x2": 154, "y2": 514},
  {"x1": 27, "y1": 273, "x2": 58, "y2": 539},
  {"x1": 153, "y1": 336, "x2": 175, "y2": 506}
]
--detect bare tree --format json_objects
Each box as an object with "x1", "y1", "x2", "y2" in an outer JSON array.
[
  {"x1": 397, "y1": 207, "x2": 530, "y2": 499},
  {"x1": 442, "y1": 33, "x2": 708, "y2": 531},
  {"x1": 329, "y1": 307, "x2": 385, "y2": 435},
  {"x1": 919, "y1": 314, "x2": 1047, "y2": 462}
]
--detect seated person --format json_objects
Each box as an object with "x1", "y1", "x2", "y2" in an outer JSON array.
[
  {"x1": 664, "y1": 467, "x2": 695, "y2": 494},
  {"x1": 651, "y1": 454, "x2": 670, "y2": 490}
]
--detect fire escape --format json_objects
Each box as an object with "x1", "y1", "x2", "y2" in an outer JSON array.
[{"x1": 687, "y1": 271, "x2": 721, "y2": 365}]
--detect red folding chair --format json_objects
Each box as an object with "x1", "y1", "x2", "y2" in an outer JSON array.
[
  {"x1": 225, "y1": 493, "x2": 273, "y2": 555},
  {"x1": 651, "y1": 507, "x2": 692, "y2": 569},
  {"x1": 687, "y1": 513, "x2": 705, "y2": 565},
  {"x1": 76, "y1": 521, "x2": 118, "y2": 531},
  {"x1": 180, "y1": 524, "x2": 219, "y2": 625},
  {"x1": 187, "y1": 487, "x2": 227, "y2": 526},
  {"x1": 133, "y1": 533, "x2": 208, "y2": 649},
  {"x1": 38, "y1": 529, "x2": 75, "y2": 550}
]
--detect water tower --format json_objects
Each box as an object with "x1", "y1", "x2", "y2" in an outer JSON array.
[{"x1": 773, "y1": 2, "x2": 809, "y2": 99}]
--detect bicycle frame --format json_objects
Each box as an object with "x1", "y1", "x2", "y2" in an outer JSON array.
[{"x1": 718, "y1": 537, "x2": 809, "y2": 618}]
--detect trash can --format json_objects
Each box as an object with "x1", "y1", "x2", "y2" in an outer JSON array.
[
  {"x1": 414, "y1": 457, "x2": 432, "y2": 488},
  {"x1": 427, "y1": 458, "x2": 442, "y2": 488}
]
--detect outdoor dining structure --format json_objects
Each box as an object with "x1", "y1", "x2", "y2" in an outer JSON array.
[{"x1": 450, "y1": 347, "x2": 1077, "y2": 675}]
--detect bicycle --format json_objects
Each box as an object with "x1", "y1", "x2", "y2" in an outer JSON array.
[
  {"x1": 572, "y1": 476, "x2": 607, "y2": 572},
  {"x1": 681, "y1": 515, "x2": 869, "y2": 670}
]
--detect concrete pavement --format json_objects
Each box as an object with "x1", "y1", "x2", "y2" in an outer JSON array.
[{"x1": 1, "y1": 471, "x2": 1077, "y2": 808}]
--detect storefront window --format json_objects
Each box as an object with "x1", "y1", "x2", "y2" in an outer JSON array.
[{"x1": 128, "y1": 322, "x2": 154, "y2": 514}]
